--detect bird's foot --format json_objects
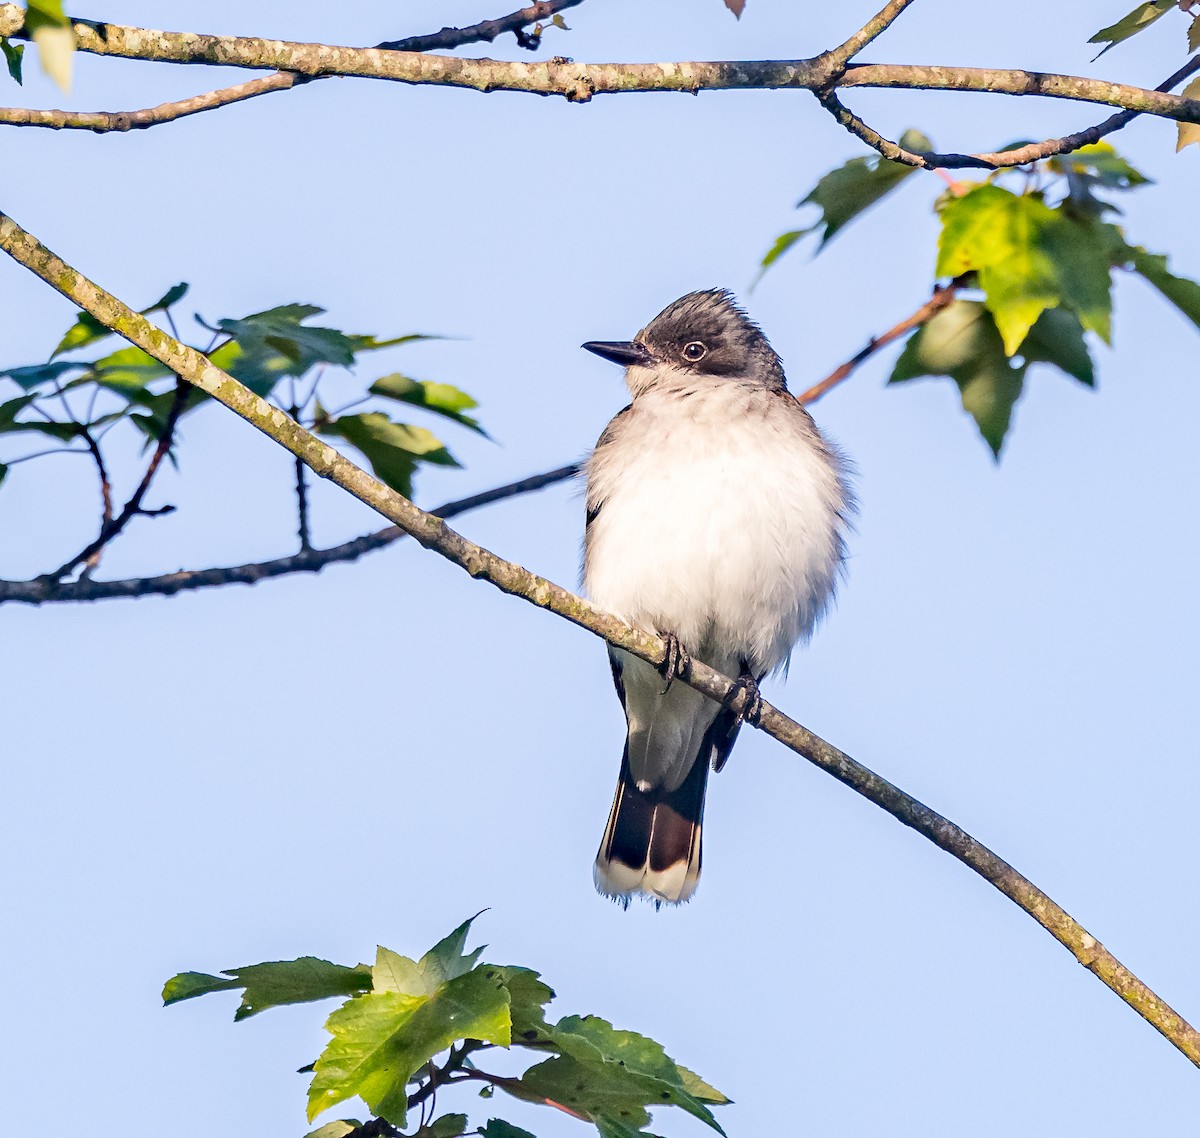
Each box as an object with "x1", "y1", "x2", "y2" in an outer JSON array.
[
  {"x1": 723, "y1": 669, "x2": 763, "y2": 726},
  {"x1": 656, "y1": 631, "x2": 691, "y2": 695}
]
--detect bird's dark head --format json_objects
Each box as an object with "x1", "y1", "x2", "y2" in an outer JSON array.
[{"x1": 582, "y1": 289, "x2": 786, "y2": 396}]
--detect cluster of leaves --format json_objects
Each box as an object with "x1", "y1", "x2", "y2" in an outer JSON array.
[
  {"x1": 759, "y1": 139, "x2": 1200, "y2": 456},
  {"x1": 2, "y1": 0, "x2": 75, "y2": 90},
  {"x1": 1090, "y1": 1, "x2": 1200, "y2": 151},
  {"x1": 165, "y1": 917, "x2": 729, "y2": 1138},
  {"x1": 0, "y1": 284, "x2": 484, "y2": 503}
]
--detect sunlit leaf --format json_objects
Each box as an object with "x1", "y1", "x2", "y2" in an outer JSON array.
[
  {"x1": 162, "y1": 972, "x2": 240, "y2": 1005},
  {"x1": 1190, "y1": 13, "x2": 1200, "y2": 52},
  {"x1": 308, "y1": 970, "x2": 511, "y2": 1127},
  {"x1": 1088, "y1": 0, "x2": 1175, "y2": 58},
  {"x1": 53, "y1": 283, "x2": 190, "y2": 357},
  {"x1": 303, "y1": 1122, "x2": 361, "y2": 1138},
  {"x1": 369, "y1": 374, "x2": 488, "y2": 436},
  {"x1": 24, "y1": 0, "x2": 75, "y2": 92},
  {"x1": 1176, "y1": 76, "x2": 1200, "y2": 151},
  {"x1": 936, "y1": 185, "x2": 1113, "y2": 352}
]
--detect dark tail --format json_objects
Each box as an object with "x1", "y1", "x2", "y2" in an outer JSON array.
[{"x1": 594, "y1": 742, "x2": 710, "y2": 905}]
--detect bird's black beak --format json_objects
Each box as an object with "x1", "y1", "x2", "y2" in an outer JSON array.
[{"x1": 581, "y1": 340, "x2": 654, "y2": 368}]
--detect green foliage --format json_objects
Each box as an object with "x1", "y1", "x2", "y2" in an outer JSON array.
[
  {"x1": 756, "y1": 129, "x2": 930, "y2": 278},
  {"x1": 0, "y1": 284, "x2": 485, "y2": 520},
  {"x1": 1088, "y1": 0, "x2": 1177, "y2": 57},
  {"x1": 759, "y1": 137, "x2": 1200, "y2": 457},
  {"x1": 1, "y1": 36, "x2": 23, "y2": 83},
  {"x1": 166, "y1": 917, "x2": 728, "y2": 1138}
]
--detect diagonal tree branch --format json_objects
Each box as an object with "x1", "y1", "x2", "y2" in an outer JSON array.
[
  {"x1": 2, "y1": 206, "x2": 1198, "y2": 1070},
  {"x1": 795, "y1": 280, "x2": 962, "y2": 405},
  {"x1": 819, "y1": 56, "x2": 1200, "y2": 170},
  {"x1": 0, "y1": 7, "x2": 1197, "y2": 122},
  {"x1": 0, "y1": 0, "x2": 584, "y2": 133}
]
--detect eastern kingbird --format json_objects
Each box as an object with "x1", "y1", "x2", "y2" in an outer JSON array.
[{"x1": 582, "y1": 289, "x2": 852, "y2": 905}]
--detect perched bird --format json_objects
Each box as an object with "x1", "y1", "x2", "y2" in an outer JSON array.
[{"x1": 582, "y1": 289, "x2": 852, "y2": 905}]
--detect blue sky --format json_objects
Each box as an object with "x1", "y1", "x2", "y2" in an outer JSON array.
[{"x1": 2, "y1": 2, "x2": 1199, "y2": 1135}]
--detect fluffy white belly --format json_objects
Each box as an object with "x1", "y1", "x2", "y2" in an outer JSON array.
[{"x1": 585, "y1": 387, "x2": 846, "y2": 676}]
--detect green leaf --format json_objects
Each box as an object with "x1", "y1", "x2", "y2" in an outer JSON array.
[
  {"x1": 369, "y1": 374, "x2": 488, "y2": 436},
  {"x1": 890, "y1": 299, "x2": 1026, "y2": 457},
  {"x1": 1018, "y1": 307, "x2": 1094, "y2": 386},
  {"x1": 0, "y1": 360, "x2": 87, "y2": 391},
  {"x1": 163, "y1": 959, "x2": 372, "y2": 1018},
  {"x1": 1050, "y1": 141, "x2": 1151, "y2": 190},
  {"x1": 1190, "y1": 13, "x2": 1200, "y2": 52},
  {"x1": 477, "y1": 1122, "x2": 537, "y2": 1138},
  {"x1": 936, "y1": 185, "x2": 1113, "y2": 352},
  {"x1": 594, "y1": 1118, "x2": 664, "y2": 1138},
  {"x1": 675, "y1": 1066, "x2": 732, "y2": 1107},
  {"x1": 304, "y1": 1121, "x2": 362, "y2": 1138},
  {"x1": 753, "y1": 230, "x2": 805, "y2": 285},
  {"x1": 489, "y1": 966, "x2": 555, "y2": 1045},
  {"x1": 216, "y1": 305, "x2": 357, "y2": 387},
  {"x1": 1088, "y1": 0, "x2": 1175, "y2": 57},
  {"x1": 797, "y1": 132, "x2": 928, "y2": 250},
  {"x1": 317, "y1": 411, "x2": 458, "y2": 498},
  {"x1": 308, "y1": 969, "x2": 511, "y2": 1127},
  {"x1": 347, "y1": 333, "x2": 443, "y2": 353},
  {"x1": 1125, "y1": 245, "x2": 1200, "y2": 331},
  {"x1": 373, "y1": 916, "x2": 488, "y2": 1001},
  {"x1": 1, "y1": 36, "x2": 23, "y2": 84},
  {"x1": 414, "y1": 1114, "x2": 469, "y2": 1138},
  {"x1": 1176, "y1": 76, "x2": 1200, "y2": 151},
  {"x1": 0, "y1": 393, "x2": 38, "y2": 431},
  {"x1": 146, "y1": 282, "x2": 190, "y2": 312},
  {"x1": 162, "y1": 971, "x2": 240, "y2": 1006},
  {"x1": 92, "y1": 345, "x2": 175, "y2": 401}
]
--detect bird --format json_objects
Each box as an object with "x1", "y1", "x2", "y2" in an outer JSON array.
[{"x1": 581, "y1": 289, "x2": 852, "y2": 905}]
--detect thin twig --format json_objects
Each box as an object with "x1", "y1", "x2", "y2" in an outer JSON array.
[
  {"x1": 816, "y1": 0, "x2": 920, "y2": 78},
  {"x1": 0, "y1": 464, "x2": 581, "y2": 605},
  {"x1": 290, "y1": 404, "x2": 312, "y2": 552},
  {"x1": 79, "y1": 430, "x2": 114, "y2": 569},
  {"x1": 795, "y1": 281, "x2": 963, "y2": 405},
  {"x1": 0, "y1": 0, "x2": 585, "y2": 133},
  {"x1": 3, "y1": 208, "x2": 1197, "y2": 1069},
  {"x1": 819, "y1": 57, "x2": 1200, "y2": 170},
  {"x1": 44, "y1": 377, "x2": 189, "y2": 581}
]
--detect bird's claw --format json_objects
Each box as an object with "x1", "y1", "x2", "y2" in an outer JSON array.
[
  {"x1": 657, "y1": 631, "x2": 691, "y2": 695},
  {"x1": 723, "y1": 671, "x2": 763, "y2": 725}
]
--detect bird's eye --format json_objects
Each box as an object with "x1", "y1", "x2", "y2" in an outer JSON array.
[{"x1": 682, "y1": 341, "x2": 707, "y2": 362}]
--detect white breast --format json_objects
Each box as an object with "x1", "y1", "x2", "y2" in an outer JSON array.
[{"x1": 584, "y1": 382, "x2": 849, "y2": 677}]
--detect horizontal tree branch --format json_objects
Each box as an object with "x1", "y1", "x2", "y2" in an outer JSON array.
[
  {"x1": 0, "y1": 0, "x2": 584, "y2": 132},
  {"x1": 0, "y1": 6, "x2": 1197, "y2": 122},
  {"x1": 0, "y1": 464, "x2": 580, "y2": 605},
  {"x1": 820, "y1": 56, "x2": 1200, "y2": 170},
  {"x1": 2, "y1": 206, "x2": 1198, "y2": 1070}
]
